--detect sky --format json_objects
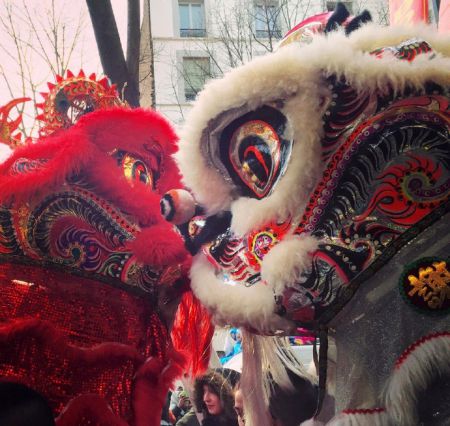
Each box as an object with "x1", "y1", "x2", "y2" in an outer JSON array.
[
  {"x1": 0, "y1": 0, "x2": 142, "y2": 156},
  {"x1": 0, "y1": 1, "x2": 136, "y2": 100}
]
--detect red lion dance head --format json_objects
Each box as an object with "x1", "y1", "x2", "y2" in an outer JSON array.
[{"x1": 0, "y1": 75, "x2": 212, "y2": 425}]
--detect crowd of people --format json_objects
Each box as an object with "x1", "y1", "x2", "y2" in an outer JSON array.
[
  {"x1": 161, "y1": 363, "x2": 320, "y2": 426},
  {"x1": 162, "y1": 369, "x2": 241, "y2": 426}
]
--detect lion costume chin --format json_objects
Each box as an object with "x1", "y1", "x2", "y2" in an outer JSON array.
[{"x1": 176, "y1": 23, "x2": 450, "y2": 426}]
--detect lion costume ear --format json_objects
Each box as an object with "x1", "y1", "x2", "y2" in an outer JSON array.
[
  {"x1": 324, "y1": 2, "x2": 350, "y2": 33},
  {"x1": 324, "y1": 2, "x2": 372, "y2": 35}
]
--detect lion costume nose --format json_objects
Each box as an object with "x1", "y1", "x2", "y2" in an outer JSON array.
[{"x1": 160, "y1": 189, "x2": 196, "y2": 225}]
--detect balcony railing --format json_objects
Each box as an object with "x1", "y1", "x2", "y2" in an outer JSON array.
[{"x1": 180, "y1": 28, "x2": 206, "y2": 37}]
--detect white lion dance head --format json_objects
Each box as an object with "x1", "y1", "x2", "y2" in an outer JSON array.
[{"x1": 176, "y1": 13, "x2": 450, "y2": 426}]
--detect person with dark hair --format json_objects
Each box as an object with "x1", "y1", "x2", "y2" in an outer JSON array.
[
  {"x1": 176, "y1": 405, "x2": 200, "y2": 426},
  {"x1": 0, "y1": 381, "x2": 55, "y2": 426},
  {"x1": 193, "y1": 370, "x2": 239, "y2": 426},
  {"x1": 172, "y1": 390, "x2": 193, "y2": 422}
]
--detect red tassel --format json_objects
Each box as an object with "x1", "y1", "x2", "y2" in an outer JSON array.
[{"x1": 171, "y1": 291, "x2": 214, "y2": 376}]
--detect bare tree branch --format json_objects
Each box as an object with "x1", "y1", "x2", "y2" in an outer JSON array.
[
  {"x1": 86, "y1": 0, "x2": 140, "y2": 107},
  {"x1": 0, "y1": 0, "x2": 88, "y2": 136},
  {"x1": 127, "y1": 0, "x2": 140, "y2": 104}
]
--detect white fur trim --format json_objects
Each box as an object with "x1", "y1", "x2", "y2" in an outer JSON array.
[
  {"x1": 241, "y1": 333, "x2": 317, "y2": 426},
  {"x1": 189, "y1": 254, "x2": 295, "y2": 334},
  {"x1": 261, "y1": 234, "x2": 319, "y2": 296},
  {"x1": 326, "y1": 410, "x2": 389, "y2": 426},
  {"x1": 385, "y1": 332, "x2": 450, "y2": 426},
  {"x1": 176, "y1": 24, "x2": 450, "y2": 233},
  {"x1": 301, "y1": 420, "x2": 325, "y2": 426},
  {"x1": 347, "y1": 23, "x2": 450, "y2": 57},
  {"x1": 241, "y1": 331, "x2": 274, "y2": 426}
]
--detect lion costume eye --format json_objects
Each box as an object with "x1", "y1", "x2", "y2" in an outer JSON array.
[
  {"x1": 114, "y1": 150, "x2": 155, "y2": 189},
  {"x1": 218, "y1": 106, "x2": 292, "y2": 198}
]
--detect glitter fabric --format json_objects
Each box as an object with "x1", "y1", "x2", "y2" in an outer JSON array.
[
  {"x1": 330, "y1": 215, "x2": 450, "y2": 412},
  {"x1": 0, "y1": 262, "x2": 169, "y2": 423},
  {"x1": 0, "y1": 263, "x2": 163, "y2": 353}
]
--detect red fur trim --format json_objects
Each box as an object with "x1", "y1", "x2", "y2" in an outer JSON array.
[
  {"x1": 395, "y1": 331, "x2": 450, "y2": 369},
  {"x1": 0, "y1": 128, "x2": 98, "y2": 204},
  {"x1": 133, "y1": 350, "x2": 186, "y2": 426},
  {"x1": 56, "y1": 394, "x2": 128, "y2": 426},
  {"x1": 127, "y1": 224, "x2": 191, "y2": 268},
  {"x1": 0, "y1": 318, "x2": 144, "y2": 365},
  {"x1": 171, "y1": 291, "x2": 214, "y2": 376},
  {"x1": 0, "y1": 107, "x2": 183, "y2": 209},
  {"x1": 78, "y1": 108, "x2": 178, "y2": 158}
]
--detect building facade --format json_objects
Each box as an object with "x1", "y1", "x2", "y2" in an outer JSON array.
[{"x1": 144, "y1": 0, "x2": 388, "y2": 127}]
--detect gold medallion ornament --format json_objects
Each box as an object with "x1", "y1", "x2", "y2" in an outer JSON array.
[{"x1": 400, "y1": 258, "x2": 450, "y2": 314}]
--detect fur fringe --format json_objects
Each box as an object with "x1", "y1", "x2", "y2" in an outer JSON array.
[
  {"x1": 126, "y1": 224, "x2": 190, "y2": 268},
  {"x1": 241, "y1": 331, "x2": 317, "y2": 426},
  {"x1": 326, "y1": 409, "x2": 388, "y2": 426},
  {"x1": 241, "y1": 331, "x2": 274, "y2": 426},
  {"x1": 0, "y1": 107, "x2": 183, "y2": 217},
  {"x1": 261, "y1": 234, "x2": 319, "y2": 296},
  {"x1": 384, "y1": 332, "x2": 450, "y2": 426},
  {"x1": 171, "y1": 291, "x2": 214, "y2": 376},
  {"x1": 56, "y1": 394, "x2": 128, "y2": 426},
  {"x1": 189, "y1": 255, "x2": 294, "y2": 334}
]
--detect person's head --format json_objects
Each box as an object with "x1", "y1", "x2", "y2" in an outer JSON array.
[
  {"x1": 202, "y1": 384, "x2": 222, "y2": 415},
  {"x1": 0, "y1": 381, "x2": 55, "y2": 426},
  {"x1": 179, "y1": 390, "x2": 192, "y2": 410},
  {"x1": 230, "y1": 328, "x2": 238, "y2": 341},
  {"x1": 194, "y1": 369, "x2": 238, "y2": 423},
  {"x1": 234, "y1": 385, "x2": 245, "y2": 426}
]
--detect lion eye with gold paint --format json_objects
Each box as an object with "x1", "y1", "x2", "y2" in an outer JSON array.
[{"x1": 113, "y1": 150, "x2": 155, "y2": 189}]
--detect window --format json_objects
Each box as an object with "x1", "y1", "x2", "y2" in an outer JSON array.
[
  {"x1": 179, "y1": 1, "x2": 206, "y2": 37},
  {"x1": 183, "y1": 57, "x2": 210, "y2": 101},
  {"x1": 326, "y1": 1, "x2": 353, "y2": 14},
  {"x1": 255, "y1": 5, "x2": 282, "y2": 39}
]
